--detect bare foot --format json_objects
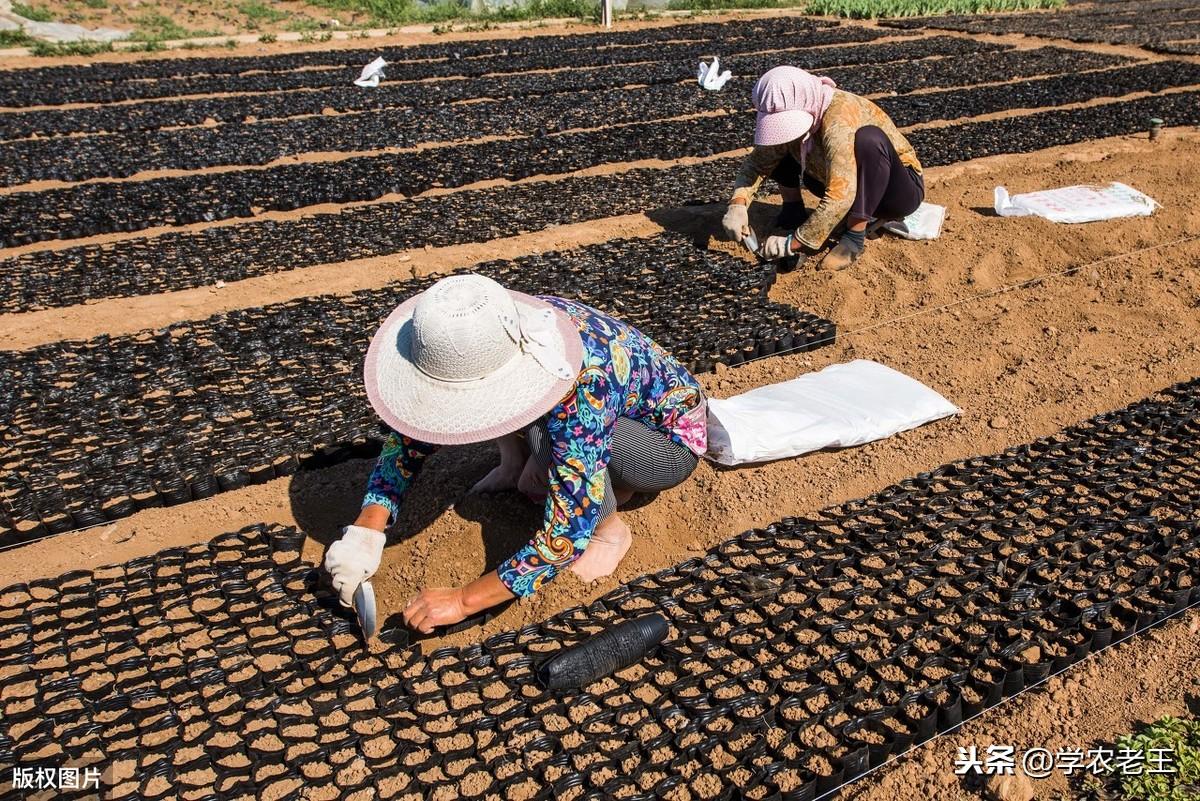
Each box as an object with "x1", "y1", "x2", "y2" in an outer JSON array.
[
  {"x1": 469, "y1": 464, "x2": 521, "y2": 494},
  {"x1": 571, "y1": 514, "x2": 632, "y2": 582},
  {"x1": 468, "y1": 433, "x2": 527, "y2": 494},
  {"x1": 517, "y1": 454, "x2": 550, "y2": 501}
]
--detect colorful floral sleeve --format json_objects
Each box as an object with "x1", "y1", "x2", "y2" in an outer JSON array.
[
  {"x1": 497, "y1": 367, "x2": 616, "y2": 598},
  {"x1": 362, "y1": 430, "x2": 439, "y2": 525},
  {"x1": 731, "y1": 144, "x2": 788, "y2": 204}
]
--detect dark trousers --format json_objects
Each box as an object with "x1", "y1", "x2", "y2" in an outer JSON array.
[{"x1": 770, "y1": 125, "x2": 924, "y2": 223}]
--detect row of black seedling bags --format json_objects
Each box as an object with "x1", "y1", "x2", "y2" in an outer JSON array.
[
  {"x1": 0, "y1": 235, "x2": 835, "y2": 543},
  {"x1": 18, "y1": 46, "x2": 1194, "y2": 188},
  {"x1": 0, "y1": 36, "x2": 993, "y2": 141}
]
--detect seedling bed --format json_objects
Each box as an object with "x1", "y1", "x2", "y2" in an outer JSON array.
[
  {"x1": 0, "y1": 16, "x2": 833, "y2": 87},
  {"x1": 0, "y1": 15, "x2": 834, "y2": 102},
  {"x1": 0, "y1": 48, "x2": 1141, "y2": 247},
  {"x1": 0, "y1": 160, "x2": 738, "y2": 313},
  {"x1": 0, "y1": 37, "x2": 993, "y2": 140},
  {"x1": 0, "y1": 234, "x2": 833, "y2": 541},
  {"x1": 883, "y1": 2, "x2": 1200, "y2": 49},
  {"x1": 0, "y1": 36, "x2": 998, "y2": 141},
  {"x1": 1, "y1": 378, "x2": 1196, "y2": 800},
  {"x1": 8, "y1": 46, "x2": 1171, "y2": 188},
  {"x1": 0, "y1": 26, "x2": 879, "y2": 108}
]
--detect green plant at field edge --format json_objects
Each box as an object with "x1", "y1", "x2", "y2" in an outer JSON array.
[
  {"x1": 129, "y1": 11, "x2": 220, "y2": 42},
  {"x1": 29, "y1": 38, "x2": 114, "y2": 55},
  {"x1": 1084, "y1": 716, "x2": 1200, "y2": 801},
  {"x1": 13, "y1": 2, "x2": 54, "y2": 22},
  {"x1": 0, "y1": 29, "x2": 34, "y2": 47}
]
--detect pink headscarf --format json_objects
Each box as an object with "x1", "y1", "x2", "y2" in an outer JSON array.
[{"x1": 751, "y1": 66, "x2": 837, "y2": 165}]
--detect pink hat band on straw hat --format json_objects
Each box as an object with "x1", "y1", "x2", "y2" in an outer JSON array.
[{"x1": 751, "y1": 65, "x2": 836, "y2": 147}]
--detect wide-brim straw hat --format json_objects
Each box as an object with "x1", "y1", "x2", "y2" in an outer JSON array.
[{"x1": 364, "y1": 274, "x2": 585, "y2": 446}]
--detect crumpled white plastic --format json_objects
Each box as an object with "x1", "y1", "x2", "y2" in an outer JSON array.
[
  {"x1": 704, "y1": 360, "x2": 959, "y2": 466},
  {"x1": 697, "y1": 57, "x2": 732, "y2": 91},
  {"x1": 354, "y1": 56, "x2": 388, "y2": 88},
  {"x1": 994, "y1": 182, "x2": 1159, "y2": 224}
]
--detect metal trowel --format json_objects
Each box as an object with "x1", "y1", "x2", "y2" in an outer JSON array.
[
  {"x1": 353, "y1": 580, "x2": 377, "y2": 640},
  {"x1": 742, "y1": 227, "x2": 760, "y2": 256}
]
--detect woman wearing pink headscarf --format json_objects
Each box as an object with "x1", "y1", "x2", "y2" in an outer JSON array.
[{"x1": 722, "y1": 66, "x2": 924, "y2": 270}]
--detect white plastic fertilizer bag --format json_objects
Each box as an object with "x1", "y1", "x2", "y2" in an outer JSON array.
[
  {"x1": 354, "y1": 57, "x2": 388, "y2": 88},
  {"x1": 993, "y1": 182, "x2": 1159, "y2": 224},
  {"x1": 882, "y1": 202, "x2": 946, "y2": 240},
  {"x1": 705, "y1": 360, "x2": 959, "y2": 466}
]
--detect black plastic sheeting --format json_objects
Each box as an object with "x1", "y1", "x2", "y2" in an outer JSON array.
[
  {"x1": 0, "y1": 234, "x2": 834, "y2": 543},
  {"x1": 882, "y1": 0, "x2": 1200, "y2": 50},
  {"x1": 1, "y1": 378, "x2": 1198, "y2": 800},
  {"x1": 7, "y1": 46, "x2": 1179, "y2": 188},
  {"x1": 0, "y1": 36, "x2": 997, "y2": 141}
]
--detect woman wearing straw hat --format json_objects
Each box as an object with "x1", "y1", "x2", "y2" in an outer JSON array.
[
  {"x1": 324, "y1": 274, "x2": 708, "y2": 633},
  {"x1": 721, "y1": 65, "x2": 924, "y2": 271}
]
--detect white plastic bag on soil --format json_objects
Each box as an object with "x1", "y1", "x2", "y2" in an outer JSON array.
[
  {"x1": 697, "y1": 57, "x2": 732, "y2": 91},
  {"x1": 354, "y1": 57, "x2": 388, "y2": 88},
  {"x1": 993, "y1": 182, "x2": 1159, "y2": 223},
  {"x1": 705, "y1": 360, "x2": 959, "y2": 466},
  {"x1": 882, "y1": 202, "x2": 946, "y2": 240}
]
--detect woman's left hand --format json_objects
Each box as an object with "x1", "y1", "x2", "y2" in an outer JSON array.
[
  {"x1": 403, "y1": 587, "x2": 468, "y2": 633},
  {"x1": 759, "y1": 234, "x2": 799, "y2": 260}
]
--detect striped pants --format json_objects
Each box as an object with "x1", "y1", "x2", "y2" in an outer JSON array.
[{"x1": 525, "y1": 417, "x2": 700, "y2": 519}]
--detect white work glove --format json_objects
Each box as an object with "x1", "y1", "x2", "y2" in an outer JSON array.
[
  {"x1": 760, "y1": 234, "x2": 796, "y2": 261},
  {"x1": 721, "y1": 203, "x2": 750, "y2": 241},
  {"x1": 324, "y1": 525, "x2": 387, "y2": 608}
]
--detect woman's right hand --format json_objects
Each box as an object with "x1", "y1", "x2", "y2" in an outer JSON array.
[
  {"x1": 324, "y1": 524, "x2": 387, "y2": 607},
  {"x1": 721, "y1": 202, "x2": 750, "y2": 241}
]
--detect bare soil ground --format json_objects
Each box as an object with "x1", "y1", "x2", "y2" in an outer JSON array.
[{"x1": 1, "y1": 17, "x2": 1199, "y2": 799}]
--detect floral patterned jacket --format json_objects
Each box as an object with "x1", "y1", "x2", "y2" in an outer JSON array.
[
  {"x1": 361, "y1": 297, "x2": 708, "y2": 598},
  {"x1": 731, "y1": 89, "x2": 922, "y2": 249}
]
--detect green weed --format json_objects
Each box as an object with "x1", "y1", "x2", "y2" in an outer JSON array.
[
  {"x1": 1090, "y1": 716, "x2": 1200, "y2": 801},
  {"x1": 130, "y1": 12, "x2": 219, "y2": 41},
  {"x1": 13, "y1": 2, "x2": 54, "y2": 22},
  {"x1": 0, "y1": 29, "x2": 34, "y2": 47},
  {"x1": 259, "y1": 31, "x2": 278, "y2": 42},
  {"x1": 308, "y1": 0, "x2": 597, "y2": 26},
  {"x1": 239, "y1": 0, "x2": 288, "y2": 26},
  {"x1": 83, "y1": 0, "x2": 108, "y2": 7},
  {"x1": 285, "y1": 16, "x2": 324, "y2": 31},
  {"x1": 29, "y1": 39, "x2": 114, "y2": 56}
]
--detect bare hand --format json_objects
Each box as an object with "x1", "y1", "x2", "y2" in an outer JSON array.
[{"x1": 403, "y1": 587, "x2": 468, "y2": 634}]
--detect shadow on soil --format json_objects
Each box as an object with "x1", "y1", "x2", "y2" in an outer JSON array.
[{"x1": 288, "y1": 442, "x2": 538, "y2": 574}]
